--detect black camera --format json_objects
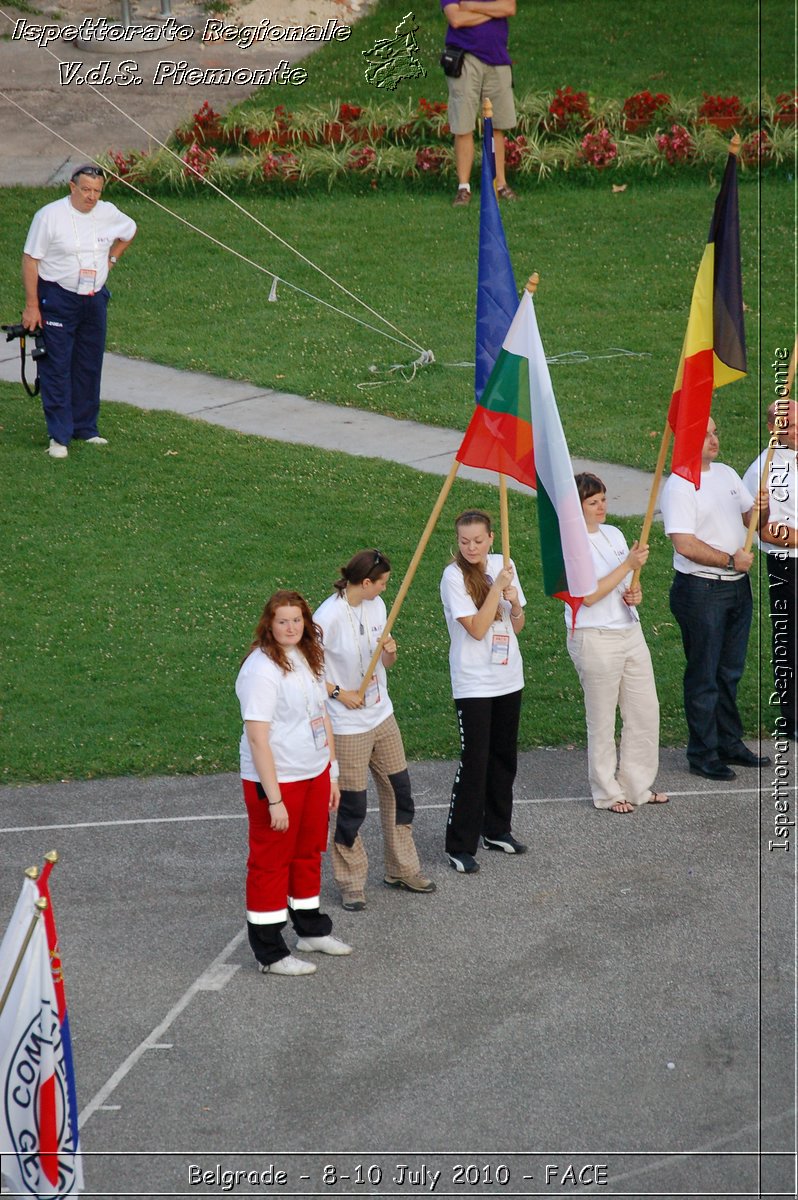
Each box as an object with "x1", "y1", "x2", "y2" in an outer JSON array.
[{"x1": 3, "y1": 322, "x2": 47, "y2": 360}]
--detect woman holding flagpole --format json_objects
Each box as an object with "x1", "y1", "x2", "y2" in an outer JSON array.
[
  {"x1": 566, "y1": 473, "x2": 668, "y2": 813},
  {"x1": 314, "y1": 549, "x2": 435, "y2": 912},
  {"x1": 440, "y1": 508, "x2": 527, "y2": 874},
  {"x1": 235, "y1": 590, "x2": 352, "y2": 976}
]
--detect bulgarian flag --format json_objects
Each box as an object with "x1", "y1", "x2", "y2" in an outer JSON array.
[
  {"x1": 457, "y1": 287, "x2": 597, "y2": 619},
  {"x1": 668, "y1": 147, "x2": 747, "y2": 486}
]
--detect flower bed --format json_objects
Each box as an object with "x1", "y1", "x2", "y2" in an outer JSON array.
[{"x1": 102, "y1": 91, "x2": 795, "y2": 192}]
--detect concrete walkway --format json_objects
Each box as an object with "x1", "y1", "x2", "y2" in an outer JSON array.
[{"x1": 0, "y1": 344, "x2": 658, "y2": 515}]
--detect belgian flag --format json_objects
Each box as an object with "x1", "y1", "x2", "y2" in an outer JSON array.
[{"x1": 668, "y1": 147, "x2": 747, "y2": 486}]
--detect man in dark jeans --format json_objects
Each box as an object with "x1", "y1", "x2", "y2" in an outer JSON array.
[{"x1": 660, "y1": 416, "x2": 770, "y2": 780}]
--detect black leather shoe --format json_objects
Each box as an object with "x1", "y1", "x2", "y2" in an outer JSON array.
[
  {"x1": 689, "y1": 760, "x2": 737, "y2": 781},
  {"x1": 719, "y1": 747, "x2": 771, "y2": 768}
]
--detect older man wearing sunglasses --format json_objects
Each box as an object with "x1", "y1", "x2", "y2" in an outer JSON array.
[{"x1": 21, "y1": 164, "x2": 137, "y2": 459}]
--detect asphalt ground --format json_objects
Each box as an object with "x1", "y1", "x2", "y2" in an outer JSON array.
[{"x1": 1, "y1": 743, "x2": 795, "y2": 1199}]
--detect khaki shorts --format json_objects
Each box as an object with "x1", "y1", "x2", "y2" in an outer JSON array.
[{"x1": 445, "y1": 54, "x2": 516, "y2": 134}]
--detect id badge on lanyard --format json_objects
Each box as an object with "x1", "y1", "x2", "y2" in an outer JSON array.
[
  {"x1": 490, "y1": 630, "x2": 510, "y2": 665},
  {"x1": 310, "y1": 714, "x2": 328, "y2": 750},
  {"x1": 77, "y1": 268, "x2": 97, "y2": 296},
  {"x1": 364, "y1": 674, "x2": 381, "y2": 707}
]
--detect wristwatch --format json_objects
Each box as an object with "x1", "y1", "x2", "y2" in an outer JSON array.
[
  {"x1": 109, "y1": 255, "x2": 118, "y2": 265},
  {"x1": 331, "y1": 684, "x2": 341, "y2": 700},
  {"x1": 726, "y1": 554, "x2": 735, "y2": 570}
]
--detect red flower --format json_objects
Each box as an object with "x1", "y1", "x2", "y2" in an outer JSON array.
[
  {"x1": 775, "y1": 91, "x2": 798, "y2": 118},
  {"x1": 418, "y1": 97, "x2": 448, "y2": 116},
  {"x1": 347, "y1": 145, "x2": 377, "y2": 171},
  {"x1": 262, "y1": 151, "x2": 299, "y2": 181},
  {"x1": 182, "y1": 141, "x2": 216, "y2": 178},
  {"x1": 656, "y1": 124, "x2": 696, "y2": 164},
  {"x1": 698, "y1": 93, "x2": 743, "y2": 119},
  {"x1": 548, "y1": 86, "x2": 592, "y2": 129},
  {"x1": 622, "y1": 90, "x2": 670, "y2": 122},
  {"x1": 579, "y1": 128, "x2": 617, "y2": 169},
  {"x1": 108, "y1": 149, "x2": 142, "y2": 177},
  {"x1": 503, "y1": 136, "x2": 527, "y2": 170},
  {"x1": 415, "y1": 145, "x2": 446, "y2": 173},
  {"x1": 193, "y1": 101, "x2": 221, "y2": 128},
  {"x1": 741, "y1": 130, "x2": 772, "y2": 165}
]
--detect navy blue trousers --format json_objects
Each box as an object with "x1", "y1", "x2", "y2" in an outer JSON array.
[
  {"x1": 669, "y1": 572, "x2": 752, "y2": 765},
  {"x1": 38, "y1": 279, "x2": 109, "y2": 445}
]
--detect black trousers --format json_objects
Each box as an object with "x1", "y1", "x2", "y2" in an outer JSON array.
[
  {"x1": 446, "y1": 689, "x2": 523, "y2": 855},
  {"x1": 247, "y1": 908, "x2": 332, "y2": 967},
  {"x1": 767, "y1": 553, "x2": 797, "y2": 734}
]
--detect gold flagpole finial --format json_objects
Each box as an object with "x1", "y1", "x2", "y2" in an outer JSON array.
[
  {"x1": 24, "y1": 866, "x2": 40, "y2": 880},
  {"x1": 526, "y1": 273, "x2": 540, "y2": 294},
  {"x1": 35, "y1": 897, "x2": 48, "y2": 911},
  {"x1": 729, "y1": 133, "x2": 742, "y2": 157},
  {"x1": 482, "y1": 98, "x2": 493, "y2": 119},
  {"x1": 44, "y1": 850, "x2": 59, "y2": 865}
]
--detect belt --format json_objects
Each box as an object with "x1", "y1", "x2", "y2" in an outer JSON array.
[{"x1": 689, "y1": 570, "x2": 745, "y2": 582}]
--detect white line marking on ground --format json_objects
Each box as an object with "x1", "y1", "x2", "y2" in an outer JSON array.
[
  {"x1": 77, "y1": 928, "x2": 245, "y2": 1130},
  {"x1": 0, "y1": 788, "x2": 762, "y2": 835}
]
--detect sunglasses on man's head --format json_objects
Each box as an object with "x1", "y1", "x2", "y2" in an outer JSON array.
[{"x1": 71, "y1": 165, "x2": 105, "y2": 182}]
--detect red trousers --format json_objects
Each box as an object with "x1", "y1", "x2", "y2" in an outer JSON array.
[{"x1": 243, "y1": 770, "x2": 330, "y2": 923}]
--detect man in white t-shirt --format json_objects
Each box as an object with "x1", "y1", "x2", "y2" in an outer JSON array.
[
  {"x1": 743, "y1": 398, "x2": 798, "y2": 741},
  {"x1": 660, "y1": 416, "x2": 769, "y2": 780},
  {"x1": 21, "y1": 165, "x2": 137, "y2": 459}
]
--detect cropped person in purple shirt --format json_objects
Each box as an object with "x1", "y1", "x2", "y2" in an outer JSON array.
[{"x1": 440, "y1": 0, "x2": 518, "y2": 206}]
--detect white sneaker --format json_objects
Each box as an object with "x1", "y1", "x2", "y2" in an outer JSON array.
[
  {"x1": 259, "y1": 954, "x2": 316, "y2": 976},
  {"x1": 47, "y1": 439, "x2": 68, "y2": 459},
  {"x1": 83, "y1": 436, "x2": 108, "y2": 445},
  {"x1": 295, "y1": 934, "x2": 352, "y2": 956}
]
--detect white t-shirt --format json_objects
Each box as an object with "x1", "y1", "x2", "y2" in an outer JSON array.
[
  {"x1": 742, "y1": 445, "x2": 798, "y2": 559},
  {"x1": 567, "y1": 524, "x2": 639, "y2": 629},
  {"x1": 235, "y1": 647, "x2": 329, "y2": 783},
  {"x1": 24, "y1": 196, "x2": 137, "y2": 294},
  {"x1": 314, "y1": 592, "x2": 394, "y2": 734},
  {"x1": 660, "y1": 463, "x2": 753, "y2": 575},
  {"x1": 440, "y1": 553, "x2": 525, "y2": 699}
]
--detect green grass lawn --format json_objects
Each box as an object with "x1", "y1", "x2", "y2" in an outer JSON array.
[
  {"x1": 235, "y1": 0, "x2": 784, "y2": 109},
  {"x1": 0, "y1": 383, "x2": 773, "y2": 784},
  {"x1": 0, "y1": 0, "x2": 789, "y2": 783},
  {"x1": 2, "y1": 178, "x2": 791, "y2": 478}
]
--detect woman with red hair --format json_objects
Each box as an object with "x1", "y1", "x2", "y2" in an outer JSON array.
[{"x1": 236, "y1": 590, "x2": 352, "y2": 976}]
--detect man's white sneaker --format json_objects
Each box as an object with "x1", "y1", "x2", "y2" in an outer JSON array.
[
  {"x1": 259, "y1": 954, "x2": 316, "y2": 976},
  {"x1": 295, "y1": 934, "x2": 352, "y2": 956},
  {"x1": 47, "y1": 439, "x2": 68, "y2": 459},
  {"x1": 83, "y1": 436, "x2": 108, "y2": 445}
]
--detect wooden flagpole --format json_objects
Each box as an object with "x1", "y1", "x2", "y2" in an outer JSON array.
[
  {"x1": 355, "y1": 459, "x2": 462, "y2": 699},
  {"x1": 0, "y1": 891, "x2": 47, "y2": 1020},
  {"x1": 630, "y1": 424, "x2": 672, "y2": 588},
  {"x1": 742, "y1": 332, "x2": 798, "y2": 553},
  {"x1": 499, "y1": 477, "x2": 510, "y2": 567}
]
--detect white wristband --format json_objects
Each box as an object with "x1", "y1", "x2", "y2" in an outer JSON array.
[{"x1": 329, "y1": 760, "x2": 340, "y2": 781}]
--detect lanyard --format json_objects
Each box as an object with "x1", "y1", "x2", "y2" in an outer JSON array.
[
  {"x1": 289, "y1": 651, "x2": 325, "y2": 721},
  {"x1": 67, "y1": 200, "x2": 99, "y2": 277},
  {"x1": 343, "y1": 598, "x2": 373, "y2": 677}
]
